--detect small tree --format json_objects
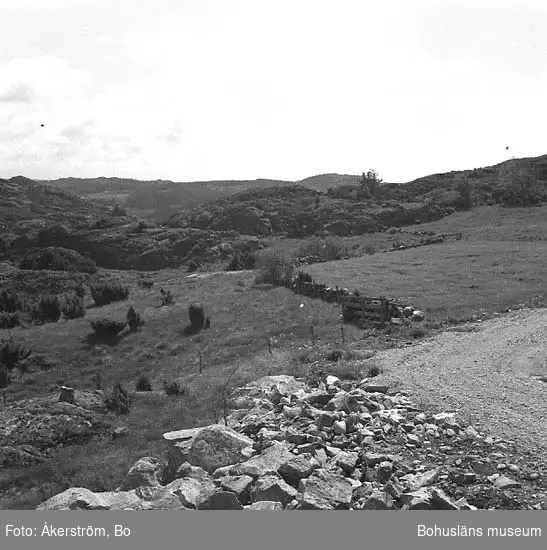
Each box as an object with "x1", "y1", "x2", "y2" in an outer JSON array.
[
  {"x1": 136, "y1": 375, "x2": 152, "y2": 392},
  {"x1": 0, "y1": 339, "x2": 32, "y2": 389},
  {"x1": 454, "y1": 177, "x2": 473, "y2": 210},
  {"x1": 359, "y1": 169, "x2": 383, "y2": 198},
  {"x1": 34, "y1": 295, "x2": 62, "y2": 323},
  {"x1": 127, "y1": 306, "x2": 144, "y2": 332},
  {"x1": 105, "y1": 381, "x2": 133, "y2": 414}
]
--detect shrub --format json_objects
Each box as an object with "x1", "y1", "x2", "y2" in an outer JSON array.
[
  {"x1": 0, "y1": 290, "x2": 23, "y2": 313},
  {"x1": 160, "y1": 289, "x2": 174, "y2": 306},
  {"x1": 187, "y1": 259, "x2": 200, "y2": 273},
  {"x1": 325, "y1": 349, "x2": 343, "y2": 362},
  {"x1": 256, "y1": 249, "x2": 295, "y2": 285},
  {"x1": 163, "y1": 380, "x2": 188, "y2": 396},
  {"x1": 226, "y1": 253, "x2": 243, "y2": 272},
  {"x1": 297, "y1": 237, "x2": 348, "y2": 262},
  {"x1": 62, "y1": 295, "x2": 85, "y2": 319},
  {"x1": 454, "y1": 178, "x2": 474, "y2": 210},
  {"x1": 137, "y1": 280, "x2": 154, "y2": 289},
  {"x1": 111, "y1": 204, "x2": 127, "y2": 217},
  {"x1": 367, "y1": 363, "x2": 382, "y2": 377},
  {"x1": 364, "y1": 244, "x2": 377, "y2": 255},
  {"x1": 75, "y1": 284, "x2": 86, "y2": 299},
  {"x1": 34, "y1": 295, "x2": 61, "y2": 323},
  {"x1": 0, "y1": 312, "x2": 20, "y2": 329},
  {"x1": 90, "y1": 282, "x2": 129, "y2": 306},
  {"x1": 0, "y1": 338, "x2": 32, "y2": 371},
  {"x1": 19, "y1": 247, "x2": 97, "y2": 274},
  {"x1": 242, "y1": 252, "x2": 256, "y2": 270},
  {"x1": 189, "y1": 304, "x2": 205, "y2": 330},
  {"x1": 105, "y1": 381, "x2": 133, "y2": 414},
  {"x1": 136, "y1": 375, "x2": 152, "y2": 392},
  {"x1": 127, "y1": 306, "x2": 144, "y2": 332},
  {"x1": 90, "y1": 318, "x2": 127, "y2": 339}
]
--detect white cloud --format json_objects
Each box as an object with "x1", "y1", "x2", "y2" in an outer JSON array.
[{"x1": 0, "y1": 1, "x2": 546, "y2": 182}]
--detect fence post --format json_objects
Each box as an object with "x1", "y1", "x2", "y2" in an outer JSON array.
[
  {"x1": 2, "y1": 389, "x2": 6, "y2": 405},
  {"x1": 341, "y1": 322, "x2": 345, "y2": 344},
  {"x1": 95, "y1": 372, "x2": 102, "y2": 391},
  {"x1": 310, "y1": 324, "x2": 316, "y2": 346},
  {"x1": 267, "y1": 338, "x2": 272, "y2": 355},
  {"x1": 199, "y1": 351, "x2": 203, "y2": 374}
]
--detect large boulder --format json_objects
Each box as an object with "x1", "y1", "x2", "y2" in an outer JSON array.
[
  {"x1": 230, "y1": 442, "x2": 293, "y2": 479},
  {"x1": 118, "y1": 457, "x2": 164, "y2": 491},
  {"x1": 298, "y1": 469, "x2": 354, "y2": 510},
  {"x1": 187, "y1": 425, "x2": 255, "y2": 474},
  {"x1": 37, "y1": 488, "x2": 109, "y2": 511}
]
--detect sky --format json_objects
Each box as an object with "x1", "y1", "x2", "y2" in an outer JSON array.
[{"x1": 0, "y1": 0, "x2": 546, "y2": 183}]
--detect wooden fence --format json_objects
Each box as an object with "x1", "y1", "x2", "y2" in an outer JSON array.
[{"x1": 273, "y1": 273, "x2": 411, "y2": 328}]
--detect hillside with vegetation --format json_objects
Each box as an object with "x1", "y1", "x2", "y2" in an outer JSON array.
[{"x1": 2, "y1": 153, "x2": 547, "y2": 510}]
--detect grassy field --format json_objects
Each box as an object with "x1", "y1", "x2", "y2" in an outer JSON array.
[
  {"x1": 306, "y1": 240, "x2": 547, "y2": 323},
  {"x1": 4, "y1": 204, "x2": 547, "y2": 508},
  {"x1": 1, "y1": 267, "x2": 366, "y2": 509}
]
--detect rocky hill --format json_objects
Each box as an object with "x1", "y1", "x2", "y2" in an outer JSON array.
[
  {"x1": 0, "y1": 176, "x2": 111, "y2": 234},
  {"x1": 165, "y1": 185, "x2": 455, "y2": 238},
  {"x1": 165, "y1": 155, "x2": 547, "y2": 238},
  {"x1": 34, "y1": 374, "x2": 546, "y2": 510}
]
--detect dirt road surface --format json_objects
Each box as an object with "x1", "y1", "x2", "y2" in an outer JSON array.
[{"x1": 375, "y1": 308, "x2": 547, "y2": 457}]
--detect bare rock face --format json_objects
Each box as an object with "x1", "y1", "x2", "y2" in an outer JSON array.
[
  {"x1": 0, "y1": 394, "x2": 111, "y2": 467},
  {"x1": 187, "y1": 425, "x2": 255, "y2": 474}
]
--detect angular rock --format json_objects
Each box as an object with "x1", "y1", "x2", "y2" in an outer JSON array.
[
  {"x1": 359, "y1": 490, "x2": 398, "y2": 510},
  {"x1": 165, "y1": 477, "x2": 213, "y2": 509},
  {"x1": 188, "y1": 425, "x2": 255, "y2": 474},
  {"x1": 252, "y1": 474, "x2": 297, "y2": 507},
  {"x1": 448, "y1": 469, "x2": 478, "y2": 486},
  {"x1": 493, "y1": 475, "x2": 522, "y2": 490},
  {"x1": 118, "y1": 456, "x2": 163, "y2": 491},
  {"x1": 399, "y1": 488, "x2": 433, "y2": 510},
  {"x1": 197, "y1": 488, "x2": 244, "y2": 510},
  {"x1": 298, "y1": 469, "x2": 353, "y2": 510},
  {"x1": 430, "y1": 488, "x2": 460, "y2": 510},
  {"x1": 231, "y1": 441, "x2": 293, "y2": 478},
  {"x1": 334, "y1": 451, "x2": 359, "y2": 475},
  {"x1": 245, "y1": 501, "x2": 284, "y2": 510},
  {"x1": 219, "y1": 475, "x2": 254, "y2": 505},
  {"x1": 278, "y1": 454, "x2": 319, "y2": 487},
  {"x1": 36, "y1": 488, "x2": 109, "y2": 510}
]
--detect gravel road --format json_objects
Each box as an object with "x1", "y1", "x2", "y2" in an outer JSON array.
[{"x1": 374, "y1": 308, "x2": 547, "y2": 456}]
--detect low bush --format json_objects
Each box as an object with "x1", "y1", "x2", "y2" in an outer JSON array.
[
  {"x1": 19, "y1": 247, "x2": 97, "y2": 274},
  {"x1": 163, "y1": 380, "x2": 188, "y2": 396},
  {"x1": 90, "y1": 282, "x2": 129, "y2": 306},
  {"x1": 127, "y1": 306, "x2": 144, "y2": 332},
  {"x1": 0, "y1": 312, "x2": 20, "y2": 329},
  {"x1": 33, "y1": 295, "x2": 61, "y2": 323},
  {"x1": 0, "y1": 338, "x2": 32, "y2": 389},
  {"x1": 136, "y1": 375, "x2": 152, "y2": 392},
  {"x1": 62, "y1": 295, "x2": 85, "y2": 319},
  {"x1": 256, "y1": 249, "x2": 294, "y2": 285},
  {"x1": 0, "y1": 290, "x2": 23, "y2": 313},
  {"x1": 160, "y1": 289, "x2": 174, "y2": 306},
  {"x1": 105, "y1": 381, "x2": 133, "y2": 414},
  {"x1": 137, "y1": 280, "x2": 154, "y2": 289},
  {"x1": 90, "y1": 318, "x2": 127, "y2": 339},
  {"x1": 0, "y1": 338, "x2": 32, "y2": 371}
]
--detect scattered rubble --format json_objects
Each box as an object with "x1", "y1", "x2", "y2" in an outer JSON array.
[{"x1": 37, "y1": 375, "x2": 547, "y2": 510}]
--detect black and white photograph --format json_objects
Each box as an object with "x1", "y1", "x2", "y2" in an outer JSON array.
[{"x1": 1, "y1": 0, "x2": 547, "y2": 530}]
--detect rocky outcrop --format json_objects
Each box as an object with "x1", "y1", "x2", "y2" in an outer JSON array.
[
  {"x1": 37, "y1": 375, "x2": 546, "y2": 510},
  {"x1": 0, "y1": 390, "x2": 112, "y2": 468}
]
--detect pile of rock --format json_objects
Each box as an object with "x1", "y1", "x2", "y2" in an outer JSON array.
[{"x1": 37, "y1": 375, "x2": 545, "y2": 510}]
